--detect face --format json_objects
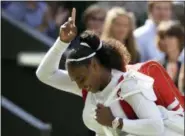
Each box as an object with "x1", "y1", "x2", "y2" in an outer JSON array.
[
  {"x1": 151, "y1": 2, "x2": 172, "y2": 23},
  {"x1": 111, "y1": 15, "x2": 130, "y2": 41},
  {"x1": 87, "y1": 13, "x2": 105, "y2": 35},
  {"x1": 157, "y1": 34, "x2": 167, "y2": 52},
  {"x1": 164, "y1": 36, "x2": 180, "y2": 54},
  {"x1": 67, "y1": 60, "x2": 101, "y2": 93}
]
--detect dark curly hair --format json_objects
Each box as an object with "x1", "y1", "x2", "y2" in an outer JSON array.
[{"x1": 66, "y1": 30, "x2": 131, "y2": 72}]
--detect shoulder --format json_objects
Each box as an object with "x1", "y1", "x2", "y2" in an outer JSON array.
[
  {"x1": 121, "y1": 69, "x2": 154, "y2": 90},
  {"x1": 119, "y1": 70, "x2": 157, "y2": 101},
  {"x1": 134, "y1": 20, "x2": 155, "y2": 40},
  {"x1": 38, "y1": 2, "x2": 48, "y2": 12}
]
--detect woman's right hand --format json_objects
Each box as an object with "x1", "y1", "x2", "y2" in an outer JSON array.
[{"x1": 60, "y1": 8, "x2": 77, "y2": 43}]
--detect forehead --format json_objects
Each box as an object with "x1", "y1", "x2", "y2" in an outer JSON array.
[
  {"x1": 154, "y1": 2, "x2": 172, "y2": 8},
  {"x1": 114, "y1": 15, "x2": 130, "y2": 24},
  {"x1": 67, "y1": 64, "x2": 89, "y2": 79}
]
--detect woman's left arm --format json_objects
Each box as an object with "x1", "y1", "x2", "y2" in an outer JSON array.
[
  {"x1": 96, "y1": 71, "x2": 165, "y2": 135},
  {"x1": 120, "y1": 93, "x2": 164, "y2": 136}
]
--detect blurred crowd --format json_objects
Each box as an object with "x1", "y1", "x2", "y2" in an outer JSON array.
[
  {"x1": 2, "y1": 1, "x2": 70, "y2": 38},
  {"x1": 2, "y1": 1, "x2": 184, "y2": 95}
]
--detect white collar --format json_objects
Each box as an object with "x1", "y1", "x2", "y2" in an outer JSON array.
[{"x1": 93, "y1": 69, "x2": 125, "y2": 98}]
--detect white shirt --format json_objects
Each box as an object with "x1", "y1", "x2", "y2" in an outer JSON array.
[
  {"x1": 134, "y1": 19, "x2": 164, "y2": 62},
  {"x1": 36, "y1": 38, "x2": 183, "y2": 136}
]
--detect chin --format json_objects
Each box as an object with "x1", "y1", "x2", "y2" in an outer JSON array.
[
  {"x1": 89, "y1": 87, "x2": 99, "y2": 93},
  {"x1": 90, "y1": 89, "x2": 97, "y2": 93}
]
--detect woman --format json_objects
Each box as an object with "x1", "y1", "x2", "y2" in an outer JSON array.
[
  {"x1": 101, "y1": 7, "x2": 140, "y2": 64},
  {"x1": 82, "y1": 3, "x2": 106, "y2": 36},
  {"x1": 37, "y1": 8, "x2": 184, "y2": 136},
  {"x1": 157, "y1": 21, "x2": 184, "y2": 87}
]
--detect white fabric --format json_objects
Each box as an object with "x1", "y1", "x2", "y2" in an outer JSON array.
[
  {"x1": 36, "y1": 38, "x2": 184, "y2": 136},
  {"x1": 66, "y1": 52, "x2": 96, "y2": 63},
  {"x1": 134, "y1": 19, "x2": 165, "y2": 62},
  {"x1": 66, "y1": 41, "x2": 103, "y2": 63},
  {"x1": 119, "y1": 70, "x2": 157, "y2": 101},
  {"x1": 167, "y1": 98, "x2": 179, "y2": 110},
  {"x1": 36, "y1": 38, "x2": 82, "y2": 96},
  {"x1": 80, "y1": 42, "x2": 91, "y2": 48},
  {"x1": 158, "y1": 106, "x2": 184, "y2": 135}
]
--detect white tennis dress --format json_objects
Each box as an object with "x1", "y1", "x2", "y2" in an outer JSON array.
[{"x1": 36, "y1": 38, "x2": 184, "y2": 136}]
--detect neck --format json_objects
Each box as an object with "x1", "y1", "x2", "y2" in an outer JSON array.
[
  {"x1": 149, "y1": 16, "x2": 159, "y2": 26},
  {"x1": 167, "y1": 49, "x2": 180, "y2": 62},
  {"x1": 99, "y1": 68, "x2": 112, "y2": 91}
]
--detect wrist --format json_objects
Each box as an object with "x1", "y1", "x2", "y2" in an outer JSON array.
[
  {"x1": 59, "y1": 37, "x2": 70, "y2": 44},
  {"x1": 53, "y1": 37, "x2": 69, "y2": 52},
  {"x1": 117, "y1": 118, "x2": 123, "y2": 129},
  {"x1": 111, "y1": 117, "x2": 123, "y2": 130}
]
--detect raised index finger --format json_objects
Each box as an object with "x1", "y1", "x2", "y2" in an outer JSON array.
[{"x1": 71, "y1": 8, "x2": 76, "y2": 24}]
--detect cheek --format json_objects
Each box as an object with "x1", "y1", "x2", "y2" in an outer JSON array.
[
  {"x1": 111, "y1": 25, "x2": 119, "y2": 34},
  {"x1": 165, "y1": 38, "x2": 179, "y2": 52},
  {"x1": 123, "y1": 27, "x2": 130, "y2": 38},
  {"x1": 158, "y1": 39, "x2": 166, "y2": 51},
  {"x1": 88, "y1": 72, "x2": 100, "y2": 89},
  {"x1": 165, "y1": 37, "x2": 178, "y2": 47},
  {"x1": 87, "y1": 20, "x2": 96, "y2": 28},
  {"x1": 112, "y1": 25, "x2": 128, "y2": 39}
]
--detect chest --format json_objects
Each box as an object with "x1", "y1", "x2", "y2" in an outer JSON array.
[{"x1": 82, "y1": 92, "x2": 127, "y2": 134}]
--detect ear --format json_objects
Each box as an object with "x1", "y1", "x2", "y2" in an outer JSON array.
[{"x1": 90, "y1": 58, "x2": 99, "y2": 71}]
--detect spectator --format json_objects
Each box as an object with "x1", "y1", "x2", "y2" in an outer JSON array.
[
  {"x1": 97, "y1": 1, "x2": 147, "y2": 26},
  {"x1": 4, "y1": 2, "x2": 57, "y2": 38},
  {"x1": 5, "y1": 2, "x2": 48, "y2": 27},
  {"x1": 134, "y1": 1, "x2": 173, "y2": 62},
  {"x1": 82, "y1": 4, "x2": 106, "y2": 36},
  {"x1": 46, "y1": 2, "x2": 69, "y2": 39},
  {"x1": 173, "y1": 1, "x2": 185, "y2": 28},
  {"x1": 101, "y1": 7, "x2": 140, "y2": 64},
  {"x1": 157, "y1": 21, "x2": 184, "y2": 87},
  {"x1": 1, "y1": 1, "x2": 11, "y2": 9}
]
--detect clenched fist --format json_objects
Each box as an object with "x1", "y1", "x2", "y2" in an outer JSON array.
[{"x1": 95, "y1": 103, "x2": 115, "y2": 127}]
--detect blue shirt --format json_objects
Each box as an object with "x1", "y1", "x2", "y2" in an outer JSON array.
[
  {"x1": 178, "y1": 48, "x2": 184, "y2": 64},
  {"x1": 134, "y1": 19, "x2": 165, "y2": 62},
  {"x1": 5, "y1": 2, "x2": 47, "y2": 28}
]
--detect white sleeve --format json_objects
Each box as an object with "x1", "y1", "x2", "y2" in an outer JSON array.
[
  {"x1": 36, "y1": 37, "x2": 82, "y2": 97},
  {"x1": 121, "y1": 93, "x2": 164, "y2": 136}
]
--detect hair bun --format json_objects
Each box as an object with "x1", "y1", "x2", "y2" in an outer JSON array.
[{"x1": 79, "y1": 30, "x2": 101, "y2": 51}]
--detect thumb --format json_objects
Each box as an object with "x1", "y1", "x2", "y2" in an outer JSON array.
[{"x1": 97, "y1": 103, "x2": 104, "y2": 109}]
